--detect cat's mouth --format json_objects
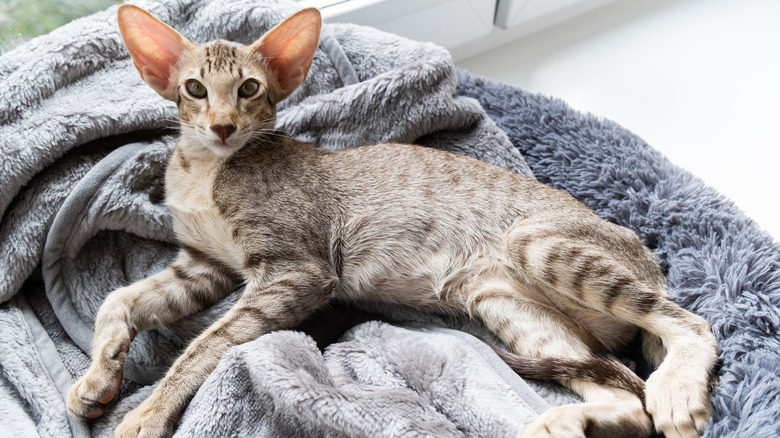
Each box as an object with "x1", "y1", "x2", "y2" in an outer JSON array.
[
  {"x1": 208, "y1": 140, "x2": 244, "y2": 157},
  {"x1": 181, "y1": 126, "x2": 249, "y2": 157},
  {"x1": 206, "y1": 134, "x2": 250, "y2": 157}
]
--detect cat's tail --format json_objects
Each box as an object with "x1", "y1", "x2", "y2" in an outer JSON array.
[{"x1": 482, "y1": 340, "x2": 646, "y2": 405}]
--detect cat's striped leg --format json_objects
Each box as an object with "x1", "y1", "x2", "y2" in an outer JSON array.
[
  {"x1": 114, "y1": 263, "x2": 336, "y2": 438},
  {"x1": 637, "y1": 303, "x2": 718, "y2": 438},
  {"x1": 67, "y1": 247, "x2": 237, "y2": 420},
  {"x1": 466, "y1": 286, "x2": 652, "y2": 438},
  {"x1": 504, "y1": 215, "x2": 718, "y2": 438}
]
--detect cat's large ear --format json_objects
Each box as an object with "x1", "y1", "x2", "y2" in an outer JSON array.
[
  {"x1": 117, "y1": 5, "x2": 191, "y2": 100},
  {"x1": 253, "y1": 8, "x2": 322, "y2": 102}
]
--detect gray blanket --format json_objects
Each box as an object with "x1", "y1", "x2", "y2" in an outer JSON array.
[{"x1": 2, "y1": 0, "x2": 778, "y2": 437}]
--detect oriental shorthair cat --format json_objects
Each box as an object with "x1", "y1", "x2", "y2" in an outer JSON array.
[{"x1": 67, "y1": 5, "x2": 719, "y2": 438}]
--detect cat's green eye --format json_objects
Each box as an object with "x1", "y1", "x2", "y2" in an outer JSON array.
[
  {"x1": 238, "y1": 80, "x2": 260, "y2": 98},
  {"x1": 185, "y1": 80, "x2": 207, "y2": 98}
]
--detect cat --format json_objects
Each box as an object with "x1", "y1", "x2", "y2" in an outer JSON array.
[{"x1": 66, "y1": 5, "x2": 719, "y2": 438}]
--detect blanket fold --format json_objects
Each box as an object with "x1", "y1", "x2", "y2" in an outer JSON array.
[{"x1": 175, "y1": 324, "x2": 553, "y2": 437}]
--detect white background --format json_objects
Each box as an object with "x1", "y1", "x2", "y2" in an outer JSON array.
[{"x1": 458, "y1": 0, "x2": 780, "y2": 242}]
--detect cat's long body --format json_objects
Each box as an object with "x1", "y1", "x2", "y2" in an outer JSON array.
[
  {"x1": 67, "y1": 6, "x2": 720, "y2": 438},
  {"x1": 172, "y1": 135, "x2": 636, "y2": 346}
]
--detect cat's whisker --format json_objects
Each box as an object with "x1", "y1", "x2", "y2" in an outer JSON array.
[
  {"x1": 257, "y1": 131, "x2": 287, "y2": 139},
  {"x1": 246, "y1": 124, "x2": 279, "y2": 134},
  {"x1": 247, "y1": 129, "x2": 288, "y2": 143},
  {"x1": 247, "y1": 115, "x2": 276, "y2": 125},
  {"x1": 155, "y1": 323, "x2": 176, "y2": 338},
  {"x1": 162, "y1": 117, "x2": 189, "y2": 126},
  {"x1": 240, "y1": 41, "x2": 266, "y2": 70},
  {"x1": 162, "y1": 115, "x2": 203, "y2": 134}
]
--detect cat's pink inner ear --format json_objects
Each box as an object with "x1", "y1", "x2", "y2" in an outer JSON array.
[
  {"x1": 118, "y1": 5, "x2": 187, "y2": 96},
  {"x1": 259, "y1": 8, "x2": 322, "y2": 96}
]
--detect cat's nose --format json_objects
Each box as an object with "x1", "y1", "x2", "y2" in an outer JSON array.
[{"x1": 211, "y1": 124, "x2": 236, "y2": 142}]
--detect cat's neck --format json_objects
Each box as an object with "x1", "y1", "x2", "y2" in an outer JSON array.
[
  {"x1": 164, "y1": 138, "x2": 246, "y2": 268},
  {"x1": 166, "y1": 141, "x2": 228, "y2": 212},
  {"x1": 170, "y1": 139, "x2": 229, "y2": 174}
]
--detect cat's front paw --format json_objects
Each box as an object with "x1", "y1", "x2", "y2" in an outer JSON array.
[
  {"x1": 67, "y1": 366, "x2": 123, "y2": 419},
  {"x1": 646, "y1": 367, "x2": 712, "y2": 438},
  {"x1": 68, "y1": 329, "x2": 134, "y2": 419},
  {"x1": 115, "y1": 402, "x2": 174, "y2": 438}
]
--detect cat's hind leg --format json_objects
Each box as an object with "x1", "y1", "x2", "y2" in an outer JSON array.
[
  {"x1": 503, "y1": 214, "x2": 719, "y2": 438},
  {"x1": 638, "y1": 302, "x2": 718, "y2": 438},
  {"x1": 465, "y1": 284, "x2": 652, "y2": 438},
  {"x1": 67, "y1": 248, "x2": 238, "y2": 419}
]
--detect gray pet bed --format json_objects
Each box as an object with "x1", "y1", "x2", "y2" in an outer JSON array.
[{"x1": 0, "y1": 0, "x2": 777, "y2": 437}]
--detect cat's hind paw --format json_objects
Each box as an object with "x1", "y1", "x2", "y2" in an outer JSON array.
[{"x1": 646, "y1": 368, "x2": 712, "y2": 438}]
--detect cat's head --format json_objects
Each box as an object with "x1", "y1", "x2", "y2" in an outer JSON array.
[{"x1": 117, "y1": 5, "x2": 321, "y2": 157}]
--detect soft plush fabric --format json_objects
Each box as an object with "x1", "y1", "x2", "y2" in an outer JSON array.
[{"x1": 0, "y1": 0, "x2": 778, "y2": 436}]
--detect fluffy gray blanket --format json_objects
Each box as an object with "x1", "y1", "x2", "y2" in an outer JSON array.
[{"x1": 1, "y1": 0, "x2": 777, "y2": 436}]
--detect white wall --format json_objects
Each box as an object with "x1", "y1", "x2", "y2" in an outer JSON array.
[{"x1": 458, "y1": 0, "x2": 780, "y2": 241}]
